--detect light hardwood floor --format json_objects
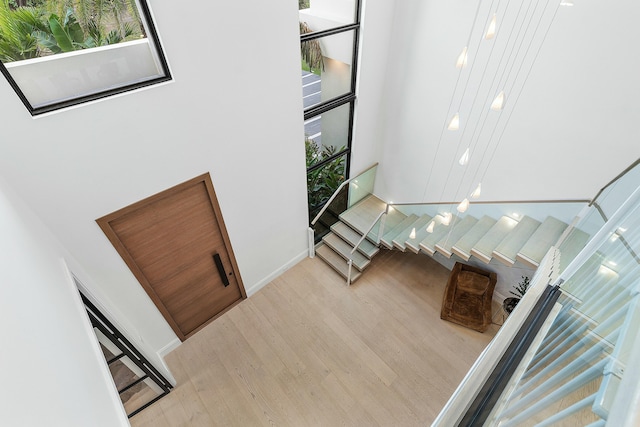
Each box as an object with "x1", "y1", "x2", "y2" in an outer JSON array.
[{"x1": 131, "y1": 250, "x2": 499, "y2": 426}]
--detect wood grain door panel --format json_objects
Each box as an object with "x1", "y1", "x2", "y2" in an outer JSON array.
[{"x1": 97, "y1": 174, "x2": 246, "y2": 340}]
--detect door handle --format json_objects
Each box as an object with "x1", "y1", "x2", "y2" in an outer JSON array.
[{"x1": 213, "y1": 253, "x2": 230, "y2": 287}]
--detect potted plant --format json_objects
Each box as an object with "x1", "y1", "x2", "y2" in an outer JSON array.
[{"x1": 503, "y1": 276, "x2": 530, "y2": 314}]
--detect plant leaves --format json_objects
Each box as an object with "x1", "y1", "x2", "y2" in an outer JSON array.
[{"x1": 49, "y1": 15, "x2": 74, "y2": 52}]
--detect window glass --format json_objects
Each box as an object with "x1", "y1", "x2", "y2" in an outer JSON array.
[
  {"x1": 299, "y1": 0, "x2": 357, "y2": 26},
  {"x1": 307, "y1": 153, "x2": 347, "y2": 213},
  {"x1": 304, "y1": 102, "x2": 350, "y2": 168},
  {"x1": 0, "y1": 0, "x2": 170, "y2": 115},
  {"x1": 301, "y1": 30, "x2": 354, "y2": 109}
]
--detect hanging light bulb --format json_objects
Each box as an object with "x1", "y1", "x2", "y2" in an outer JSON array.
[
  {"x1": 471, "y1": 183, "x2": 482, "y2": 199},
  {"x1": 409, "y1": 227, "x2": 416, "y2": 239},
  {"x1": 459, "y1": 147, "x2": 470, "y2": 166},
  {"x1": 448, "y1": 113, "x2": 460, "y2": 130},
  {"x1": 485, "y1": 14, "x2": 497, "y2": 39},
  {"x1": 491, "y1": 91, "x2": 505, "y2": 111},
  {"x1": 560, "y1": 0, "x2": 574, "y2": 6},
  {"x1": 426, "y1": 221, "x2": 435, "y2": 233},
  {"x1": 456, "y1": 46, "x2": 468, "y2": 68},
  {"x1": 457, "y1": 198, "x2": 470, "y2": 213},
  {"x1": 442, "y1": 212, "x2": 452, "y2": 226}
]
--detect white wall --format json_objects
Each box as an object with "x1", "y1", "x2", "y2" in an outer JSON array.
[
  {"x1": 350, "y1": 0, "x2": 398, "y2": 174},
  {"x1": 361, "y1": 0, "x2": 640, "y2": 205},
  {"x1": 0, "y1": 0, "x2": 308, "y2": 389},
  {"x1": 0, "y1": 177, "x2": 128, "y2": 426}
]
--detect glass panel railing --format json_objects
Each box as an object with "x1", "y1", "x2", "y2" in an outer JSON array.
[
  {"x1": 557, "y1": 159, "x2": 640, "y2": 275},
  {"x1": 348, "y1": 163, "x2": 376, "y2": 208},
  {"x1": 310, "y1": 182, "x2": 347, "y2": 241},
  {"x1": 486, "y1": 188, "x2": 640, "y2": 427},
  {"x1": 590, "y1": 159, "x2": 640, "y2": 221},
  {"x1": 309, "y1": 163, "x2": 378, "y2": 243}
]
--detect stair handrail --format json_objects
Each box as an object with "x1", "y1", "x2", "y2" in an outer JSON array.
[
  {"x1": 310, "y1": 162, "x2": 379, "y2": 226},
  {"x1": 347, "y1": 210, "x2": 387, "y2": 285},
  {"x1": 386, "y1": 199, "x2": 591, "y2": 207},
  {"x1": 589, "y1": 157, "x2": 640, "y2": 207}
]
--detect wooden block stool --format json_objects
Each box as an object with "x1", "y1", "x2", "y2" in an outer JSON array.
[{"x1": 440, "y1": 262, "x2": 497, "y2": 332}]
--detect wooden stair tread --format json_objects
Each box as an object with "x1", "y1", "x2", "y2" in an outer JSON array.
[
  {"x1": 405, "y1": 215, "x2": 435, "y2": 253},
  {"x1": 337, "y1": 195, "x2": 407, "y2": 243},
  {"x1": 322, "y1": 233, "x2": 370, "y2": 271},
  {"x1": 393, "y1": 215, "x2": 433, "y2": 251},
  {"x1": 492, "y1": 216, "x2": 541, "y2": 266},
  {"x1": 330, "y1": 221, "x2": 379, "y2": 259},
  {"x1": 434, "y1": 215, "x2": 478, "y2": 258},
  {"x1": 381, "y1": 214, "x2": 418, "y2": 249},
  {"x1": 471, "y1": 216, "x2": 519, "y2": 263},
  {"x1": 316, "y1": 244, "x2": 362, "y2": 282},
  {"x1": 451, "y1": 216, "x2": 497, "y2": 261},
  {"x1": 419, "y1": 214, "x2": 459, "y2": 256},
  {"x1": 517, "y1": 216, "x2": 568, "y2": 268}
]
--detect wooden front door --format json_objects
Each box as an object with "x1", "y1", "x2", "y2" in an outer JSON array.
[{"x1": 97, "y1": 173, "x2": 246, "y2": 341}]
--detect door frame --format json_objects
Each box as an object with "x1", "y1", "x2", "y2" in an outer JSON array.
[{"x1": 96, "y1": 173, "x2": 247, "y2": 341}]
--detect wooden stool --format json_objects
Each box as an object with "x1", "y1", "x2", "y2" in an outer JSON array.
[{"x1": 441, "y1": 262, "x2": 497, "y2": 332}]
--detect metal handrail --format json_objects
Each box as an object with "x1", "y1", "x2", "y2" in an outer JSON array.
[
  {"x1": 386, "y1": 199, "x2": 590, "y2": 209},
  {"x1": 347, "y1": 210, "x2": 386, "y2": 285},
  {"x1": 589, "y1": 158, "x2": 640, "y2": 206},
  {"x1": 310, "y1": 162, "x2": 379, "y2": 226}
]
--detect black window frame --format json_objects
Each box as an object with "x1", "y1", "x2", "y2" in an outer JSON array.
[
  {"x1": 302, "y1": 2, "x2": 362, "y2": 220},
  {"x1": 0, "y1": 0, "x2": 171, "y2": 116}
]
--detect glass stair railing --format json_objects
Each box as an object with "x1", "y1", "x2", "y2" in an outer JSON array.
[{"x1": 434, "y1": 157, "x2": 640, "y2": 426}]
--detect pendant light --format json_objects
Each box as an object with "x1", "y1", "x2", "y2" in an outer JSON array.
[
  {"x1": 457, "y1": 198, "x2": 470, "y2": 213},
  {"x1": 490, "y1": 91, "x2": 505, "y2": 111},
  {"x1": 448, "y1": 113, "x2": 460, "y2": 130},
  {"x1": 442, "y1": 212, "x2": 452, "y2": 226},
  {"x1": 459, "y1": 147, "x2": 470, "y2": 166},
  {"x1": 456, "y1": 47, "x2": 468, "y2": 68},
  {"x1": 409, "y1": 227, "x2": 416, "y2": 239},
  {"x1": 485, "y1": 14, "x2": 497, "y2": 39},
  {"x1": 471, "y1": 183, "x2": 482, "y2": 199},
  {"x1": 426, "y1": 220, "x2": 435, "y2": 233},
  {"x1": 560, "y1": 0, "x2": 574, "y2": 5}
]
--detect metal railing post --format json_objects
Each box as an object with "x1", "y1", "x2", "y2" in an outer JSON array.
[{"x1": 308, "y1": 227, "x2": 315, "y2": 258}]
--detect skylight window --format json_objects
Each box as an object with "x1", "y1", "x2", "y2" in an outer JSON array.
[{"x1": 0, "y1": 0, "x2": 170, "y2": 115}]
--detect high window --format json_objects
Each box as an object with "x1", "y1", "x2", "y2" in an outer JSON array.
[
  {"x1": 300, "y1": 0, "x2": 361, "y2": 225},
  {"x1": 0, "y1": 0, "x2": 170, "y2": 115}
]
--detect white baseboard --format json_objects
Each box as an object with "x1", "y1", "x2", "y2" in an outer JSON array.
[
  {"x1": 158, "y1": 338, "x2": 181, "y2": 358},
  {"x1": 157, "y1": 338, "x2": 181, "y2": 386},
  {"x1": 245, "y1": 249, "x2": 309, "y2": 297}
]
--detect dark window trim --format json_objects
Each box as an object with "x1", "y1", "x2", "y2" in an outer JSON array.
[
  {"x1": 307, "y1": 147, "x2": 351, "y2": 173},
  {"x1": 304, "y1": 93, "x2": 356, "y2": 120},
  {"x1": 303, "y1": 1, "x2": 361, "y2": 221},
  {"x1": 300, "y1": 23, "x2": 360, "y2": 42},
  {"x1": 0, "y1": 0, "x2": 171, "y2": 116}
]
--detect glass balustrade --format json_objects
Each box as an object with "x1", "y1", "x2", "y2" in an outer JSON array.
[
  {"x1": 557, "y1": 159, "x2": 640, "y2": 275},
  {"x1": 310, "y1": 163, "x2": 377, "y2": 243},
  {"x1": 485, "y1": 188, "x2": 640, "y2": 426}
]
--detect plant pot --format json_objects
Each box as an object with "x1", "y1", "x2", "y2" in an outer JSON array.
[{"x1": 502, "y1": 297, "x2": 521, "y2": 315}]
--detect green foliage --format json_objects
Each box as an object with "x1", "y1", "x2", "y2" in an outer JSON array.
[
  {"x1": 306, "y1": 139, "x2": 346, "y2": 209},
  {"x1": 510, "y1": 276, "x2": 530, "y2": 298},
  {"x1": 0, "y1": 0, "x2": 143, "y2": 62},
  {"x1": 36, "y1": 8, "x2": 86, "y2": 52},
  {"x1": 300, "y1": 21, "x2": 323, "y2": 73},
  {"x1": 298, "y1": 0, "x2": 309, "y2": 9},
  {"x1": 0, "y1": 1, "x2": 46, "y2": 61}
]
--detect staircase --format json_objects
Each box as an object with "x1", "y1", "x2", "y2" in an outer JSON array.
[{"x1": 315, "y1": 194, "x2": 590, "y2": 283}]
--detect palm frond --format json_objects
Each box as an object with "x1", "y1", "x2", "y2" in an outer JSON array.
[{"x1": 300, "y1": 21, "x2": 323, "y2": 72}]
